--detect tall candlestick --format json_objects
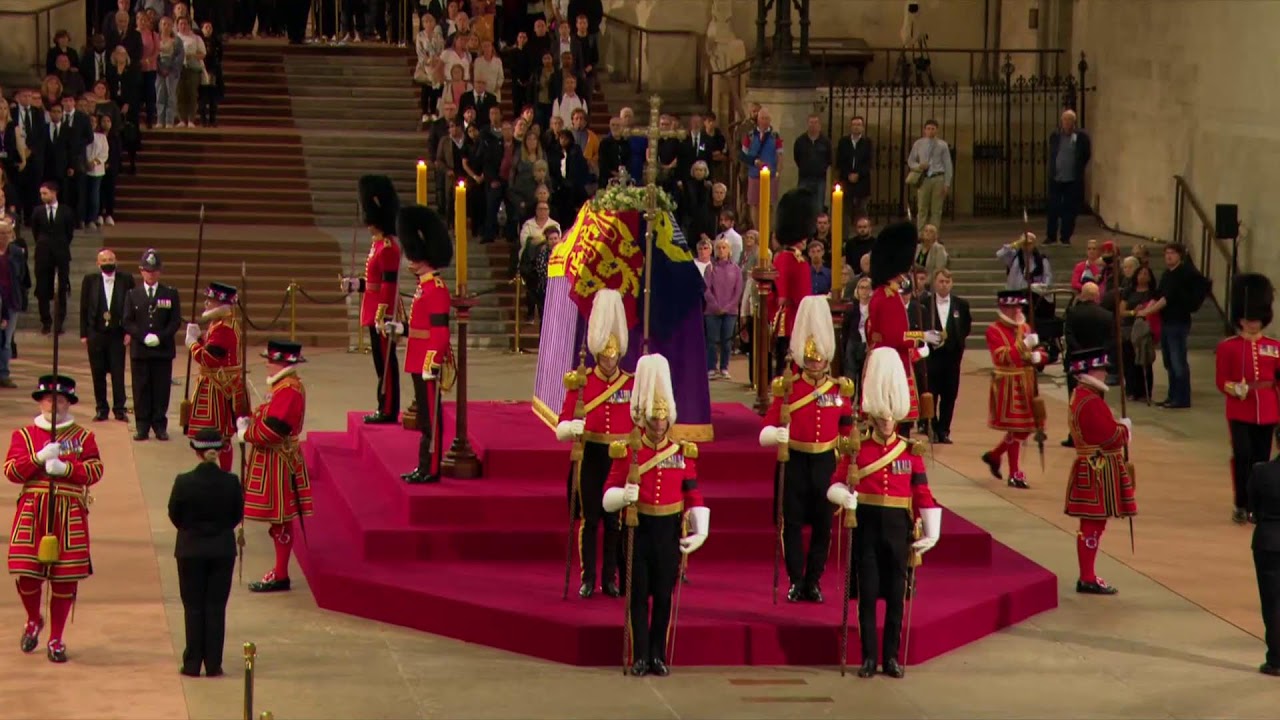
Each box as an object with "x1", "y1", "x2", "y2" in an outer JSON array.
[
  {"x1": 831, "y1": 184, "x2": 844, "y2": 297},
  {"x1": 454, "y1": 181, "x2": 467, "y2": 293},
  {"x1": 416, "y1": 160, "x2": 427, "y2": 205},
  {"x1": 757, "y1": 167, "x2": 771, "y2": 266}
]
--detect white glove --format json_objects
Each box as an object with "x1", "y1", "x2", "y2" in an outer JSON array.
[
  {"x1": 422, "y1": 366, "x2": 437, "y2": 381},
  {"x1": 923, "y1": 330, "x2": 943, "y2": 346},
  {"x1": 383, "y1": 320, "x2": 405, "y2": 336},
  {"x1": 235, "y1": 416, "x2": 250, "y2": 443},
  {"x1": 758, "y1": 426, "x2": 788, "y2": 447},
  {"x1": 602, "y1": 487, "x2": 628, "y2": 513},
  {"x1": 1030, "y1": 283, "x2": 1049, "y2": 295},
  {"x1": 1231, "y1": 381, "x2": 1250, "y2": 399},
  {"x1": 143, "y1": 333, "x2": 160, "y2": 347},
  {"x1": 912, "y1": 506, "x2": 942, "y2": 555},
  {"x1": 680, "y1": 506, "x2": 710, "y2": 555},
  {"x1": 44, "y1": 457, "x2": 69, "y2": 476},
  {"x1": 1118, "y1": 417, "x2": 1132, "y2": 439},
  {"x1": 1029, "y1": 350, "x2": 1043, "y2": 365},
  {"x1": 916, "y1": 343, "x2": 930, "y2": 359},
  {"x1": 555, "y1": 419, "x2": 585, "y2": 441},
  {"x1": 35, "y1": 442, "x2": 62, "y2": 462},
  {"x1": 622, "y1": 484, "x2": 640, "y2": 505},
  {"x1": 826, "y1": 484, "x2": 858, "y2": 511},
  {"x1": 340, "y1": 276, "x2": 359, "y2": 293},
  {"x1": 1022, "y1": 332, "x2": 1039, "y2": 349},
  {"x1": 184, "y1": 322, "x2": 201, "y2": 347}
]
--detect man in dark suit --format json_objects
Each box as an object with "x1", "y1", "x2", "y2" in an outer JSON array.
[
  {"x1": 835, "y1": 115, "x2": 873, "y2": 232},
  {"x1": 40, "y1": 105, "x2": 75, "y2": 195},
  {"x1": 1250, "y1": 456, "x2": 1280, "y2": 676},
  {"x1": 29, "y1": 181, "x2": 74, "y2": 334},
  {"x1": 80, "y1": 248, "x2": 134, "y2": 421},
  {"x1": 1061, "y1": 281, "x2": 1113, "y2": 446},
  {"x1": 1045, "y1": 108, "x2": 1091, "y2": 246},
  {"x1": 80, "y1": 34, "x2": 111, "y2": 92},
  {"x1": 123, "y1": 248, "x2": 181, "y2": 441},
  {"x1": 678, "y1": 113, "x2": 711, "y2": 183},
  {"x1": 459, "y1": 79, "x2": 499, "y2": 129},
  {"x1": 922, "y1": 268, "x2": 972, "y2": 443}
]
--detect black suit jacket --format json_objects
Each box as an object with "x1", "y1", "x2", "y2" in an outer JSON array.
[
  {"x1": 168, "y1": 461, "x2": 244, "y2": 559},
  {"x1": 123, "y1": 283, "x2": 182, "y2": 359},
  {"x1": 30, "y1": 203, "x2": 75, "y2": 259},
  {"x1": 80, "y1": 270, "x2": 136, "y2": 338},
  {"x1": 835, "y1": 134, "x2": 873, "y2": 199},
  {"x1": 678, "y1": 132, "x2": 712, "y2": 180},
  {"x1": 1251, "y1": 459, "x2": 1280, "y2": 552},
  {"x1": 921, "y1": 292, "x2": 972, "y2": 356},
  {"x1": 81, "y1": 50, "x2": 112, "y2": 92},
  {"x1": 459, "y1": 91, "x2": 498, "y2": 128},
  {"x1": 1064, "y1": 300, "x2": 1113, "y2": 354},
  {"x1": 38, "y1": 123, "x2": 76, "y2": 182}
]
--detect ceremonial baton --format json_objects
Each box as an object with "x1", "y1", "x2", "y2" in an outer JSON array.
[
  {"x1": 180, "y1": 204, "x2": 207, "y2": 431},
  {"x1": 668, "y1": 516, "x2": 690, "y2": 666},
  {"x1": 771, "y1": 372, "x2": 793, "y2": 605},
  {"x1": 838, "y1": 456, "x2": 857, "y2": 676},
  {"x1": 561, "y1": 341, "x2": 588, "y2": 600},
  {"x1": 621, "y1": 432, "x2": 641, "y2": 674},
  {"x1": 1022, "y1": 208, "x2": 1047, "y2": 471},
  {"x1": 237, "y1": 260, "x2": 248, "y2": 583},
  {"x1": 39, "y1": 274, "x2": 64, "y2": 566},
  {"x1": 1110, "y1": 245, "x2": 1136, "y2": 554}
]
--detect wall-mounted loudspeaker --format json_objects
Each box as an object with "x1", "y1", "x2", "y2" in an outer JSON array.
[{"x1": 1215, "y1": 204, "x2": 1239, "y2": 239}]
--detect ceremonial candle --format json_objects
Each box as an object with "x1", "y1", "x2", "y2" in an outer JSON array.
[
  {"x1": 757, "y1": 167, "x2": 771, "y2": 265},
  {"x1": 454, "y1": 181, "x2": 467, "y2": 291},
  {"x1": 831, "y1": 184, "x2": 844, "y2": 297},
  {"x1": 416, "y1": 160, "x2": 427, "y2": 205}
]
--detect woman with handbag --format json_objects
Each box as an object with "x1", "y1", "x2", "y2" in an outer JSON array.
[{"x1": 168, "y1": 428, "x2": 243, "y2": 677}]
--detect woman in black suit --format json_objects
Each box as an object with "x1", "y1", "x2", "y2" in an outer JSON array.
[{"x1": 168, "y1": 428, "x2": 244, "y2": 677}]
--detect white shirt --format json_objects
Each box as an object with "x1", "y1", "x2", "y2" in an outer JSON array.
[
  {"x1": 101, "y1": 272, "x2": 115, "y2": 301},
  {"x1": 858, "y1": 302, "x2": 870, "y2": 342},
  {"x1": 87, "y1": 132, "x2": 109, "y2": 177},
  {"x1": 552, "y1": 93, "x2": 586, "y2": 128},
  {"x1": 472, "y1": 55, "x2": 504, "y2": 100},
  {"x1": 934, "y1": 293, "x2": 951, "y2": 329},
  {"x1": 440, "y1": 48, "x2": 472, "y2": 81},
  {"x1": 695, "y1": 259, "x2": 710, "y2": 276},
  {"x1": 144, "y1": 282, "x2": 157, "y2": 299},
  {"x1": 46, "y1": 203, "x2": 58, "y2": 221}
]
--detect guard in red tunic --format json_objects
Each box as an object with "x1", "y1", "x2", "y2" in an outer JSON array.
[
  {"x1": 865, "y1": 221, "x2": 936, "y2": 435},
  {"x1": 603, "y1": 354, "x2": 710, "y2": 677},
  {"x1": 1216, "y1": 274, "x2": 1280, "y2": 524},
  {"x1": 828, "y1": 347, "x2": 941, "y2": 679},
  {"x1": 556, "y1": 288, "x2": 633, "y2": 598},
  {"x1": 765, "y1": 188, "x2": 816, "y2": 376},
  {"x1": 981, "y1": 290, "x2": 1045, "y2": 489},
  {"x1": 341, "y1": 175, "x2": 402, "y2": 424},
  {"x1": 6, "y1": 375, "x2": 104, "y2": 663},
  {"x1": 183, "y1": 281, "x2": 249, "y2": 472},
  {"x1": 760, "y1": 295, "x2": 855, "y2": 602},
  {"x1": 1065, "y1": 347, "x2": 1137, "y2": 595},
  {"x1": 384, "y1": 204, "x2": 454, "y2": 484},
  {"x1": 236, "y1": 340, "x2": 311, "y2": 593}
]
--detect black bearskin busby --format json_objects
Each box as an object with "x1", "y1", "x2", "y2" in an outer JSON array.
[
  {"x1": 774, "y1": 188, "x2": 817, "y2": 249},
  {"x1": 870, "y1": 221, "x2": 917, "y2": 287},
  {"x1": 1231, "y1": 273, "x2": 1274, "y2": 329},
  {"x1": 358, "y1": 174, "x2": 400, "y2": 237},
  {"x1": 398, "y1": 204, "x2": 454, "y2": 270}
]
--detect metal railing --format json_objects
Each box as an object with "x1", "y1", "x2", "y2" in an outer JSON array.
[
  {"x1": 807, "y1": 42, "x2": 1073, "y2": 87},
  {"x1": 1172, "y1": 175, "x2": 1232, "y2": 332},
  {"x1": 601, "y1": 12, "x2": 707, "y2": 102},
  {"x1": 0, "y1": 0, "x2": 83, "y2": 78}
]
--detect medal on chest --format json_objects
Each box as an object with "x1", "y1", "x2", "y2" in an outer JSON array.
[
  {"x1": 608, "y1": 389, "x2": 631, "y2": 404},
  {"x1": 891, "y1": 458, "x2": 911, "y2": 475},
  {"x1": 815, "y1": 390, "x2": 843, "y2": 408},
  {"x1": 657, "y1": 453, "x2": 686, "y2": 470}
]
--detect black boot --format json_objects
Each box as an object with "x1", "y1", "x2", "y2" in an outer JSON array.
[
  {"x1": 47, "y1": 639, "x2": 68, "y2": 663},
  {"x1": 402, "y1": 468, "x2": 440, "y2": 484},
  {"x1": 630, "y1": 659, "x2": 650, "y2": 676},
  {"x1": 1076, "y1": 578, "x2": 1118, "y2": 595},
  {"x1": 883, "y1": 659, "x2": 905, "y2": 678},
  {"x1": 856, "y1": 659, "x2": 876, "y2": 678},
  {"x1": 578, "y1": 582, "x2": 594, "y2": 599},
  {"x1": 248, "y1": 574, "x2": 292, "y2": 593},
  {"x1": 786, "y1": 583, "x2": 804, "y2": 603},
  {"x1": 20, "y1": 618, "x2": 42, "y2": 653},
  {"x1": 980, "y1": 452, "x2": 1001, "y2": 480},
  {"x1": 363, "y1": 412, "x2": 397, "y2": 424},
  {"x1": 804, "y1": 583, "x2": 823, "y2": 603},
  {"x1": 1233, "y1": 507, "x2": 1249, "y2": 524},
  {"x1": 602, "y1": 582, "x2": 621, "y2": 598},
  {"x1": 649, "y1": 659, "x2": 670, "y2": 677}
]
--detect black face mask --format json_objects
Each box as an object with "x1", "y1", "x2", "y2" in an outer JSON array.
[{"x1": 100, "y1": 263, "x2": 116, "y2": 273}]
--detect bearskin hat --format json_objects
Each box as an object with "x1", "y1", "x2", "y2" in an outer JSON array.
[
  {"x1": 1231, "y1": 273, "x2": 1274, "y2": 329},
  {"x1": 358, "y1": 174, "x2": 400, "y2": 237},
  {"x1": 774, "y1": 188, "x2": 817, "y2": 248},
  {"x1": 398, "y1": 204, "x2": 453, "y2": 269},
  {"x1": 870, "y1": 221, "x2": 917, "y2": 287}
]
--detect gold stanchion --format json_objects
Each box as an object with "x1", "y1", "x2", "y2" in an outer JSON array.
[
  {"x1": 259, "y1": 714, "x2": 273, "y2": 720},
  {"x1": 288, "y1": 281, "x2": 298, "y2": 341},
  {"x1": 243, "y1": 642, "x2": 256, "y2": 720},
  {"x1": 511, "y1": 276, "x2": 523, "y2": 354}
]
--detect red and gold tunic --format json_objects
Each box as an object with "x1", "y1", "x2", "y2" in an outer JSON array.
[
  {"x1": 404, "y1": 271, "x2": 452, "y2": 375},
  {"x1": 865, "y1": 282, "x2": 922, "y2": 421},
  {"x1": 986, "y1": 316, "x2": 1039, "y2": 432},
  {"x1": 606, "y1": 437, "x2": 705, "y2": 517},
  {"x1": 559, "y1": 367, "x2": 634, "y2": 444},
  {"x1": 1215, "y1": 333, "x2": 1280, "y2": 425},
  {"x1": 6, "y1": 421, "x2": 104, "y2": 580},
  {"x1": 831, "y1": 433, "x2": 937, "y2": 517},
  {"x1": 358, "y1": 236, "x2": 402, "y2": 327},
  {"x1": 1065, "y1": 384, "x2": 1137, "y2": 519},
  {"x1": 765, "y1": 245, "x2": 813, "y2": 339},
  {"x1": 186, "y1": 313, "x2": 249, "y2": 438},
  {"x1": 763, "y1": 369, "x2": 855, "y2": 453},
  {"x1": 243, "y1": 370, "x2": 312, "y2": 524}
]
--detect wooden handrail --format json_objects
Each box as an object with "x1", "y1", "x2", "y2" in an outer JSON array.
[
  {"x1": 1173, "y1": 175, "x2": 1232, "y2": 265},
  {"x1": 602, "y1": 12, "x2": 707, "y2": 101}
]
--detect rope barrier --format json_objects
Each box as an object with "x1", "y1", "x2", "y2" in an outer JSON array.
[{"x1": 294, "y1": 286, "x2": 349, "y2": 305}]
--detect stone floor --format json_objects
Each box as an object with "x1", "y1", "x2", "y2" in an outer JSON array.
[{"x1": 0, "y1": 328, "x2": 1275, "y2": 719}]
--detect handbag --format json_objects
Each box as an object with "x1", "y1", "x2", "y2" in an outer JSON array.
[
  {"x1": 905, "y1": 169, "x2": 922, "y2": 187},
  {"x1": 413, "y1": 61, "x2": 431, "y2": 84}
]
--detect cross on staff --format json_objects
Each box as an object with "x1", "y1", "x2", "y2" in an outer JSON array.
[{"x1": 621, "y1": 94, "x2": 687, "y2": 352}]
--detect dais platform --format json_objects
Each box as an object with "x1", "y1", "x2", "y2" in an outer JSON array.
[{"x1": 297, "y1": 402, "x2": 1058, "y2": 666}]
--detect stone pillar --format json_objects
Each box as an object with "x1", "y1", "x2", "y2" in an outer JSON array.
[{"x1": 742, "y1": 85, "x2": 819, "y2": 199}]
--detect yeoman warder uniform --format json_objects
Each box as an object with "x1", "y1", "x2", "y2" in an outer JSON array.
[
  {"x1": 828, "y1": 347, "x2": 942, "y2": 679},
  {"x1": 982, "y1": 290, "x2": 1045, "y2": 489},
  {"x1": 236, "y1": 340, "x2": 312, "y2": 593},
  {"x1": 760, "y1": 295, "x2": 855, "y2": 602},
  {"x1": 343, "y1": 175, "x2": 403, "y2": 425},
  {"x1": 556, "y1": 288, "x2": 633, "y2": 598},
  {"x1": 6, "y1": 375, "x2": 104, "y2": 663},
  {"x1": 603, "y1": 354, "x2": 710, "y2": 677},
  {"x1": 183, "y1": 282, "x2": 250, "y2": 472}
]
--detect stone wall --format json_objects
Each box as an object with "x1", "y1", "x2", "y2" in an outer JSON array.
[
  {"x1": 0, "y1": 0, "x2": 86, "y2": 86},
  {"x1": 1071, "y1": 0, "x2": 1272, "y2": 289}
]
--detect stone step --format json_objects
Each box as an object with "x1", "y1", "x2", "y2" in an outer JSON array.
[
  {"x1": 288, "y1": 96, "x2": 419, "y2": 115},
  {"x1": 282, "y1": 64, "x2": 414, "y2": 80},
  {"x1": 293, "y1": 117, "x2": 419, "y2": 132},
  {"x1": 140, "y1": 132, "x2": 302, "y2": 148},
  {"x1": 217, "y1": 115, "x2": 296, "y2": 129},
  {"x1": 134, "y1": 159, "x2": 300, "y2": 177},
  {"x1": 116, "y1": 182, "x2": 314, "y2": 203},
  {"x1": 137, "y1": 147, "x2": 306, "y2": 164},
  {"x1": 114, "y1": 208, "x2": 316, "y2": 225},
  {"x1": 285, "y1": 84, "x2": 419, "y2": 99}
]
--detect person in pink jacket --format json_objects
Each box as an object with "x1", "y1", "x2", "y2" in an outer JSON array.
[{"x1": 703, "y1": 237, "x2": 744, "y2": 379}]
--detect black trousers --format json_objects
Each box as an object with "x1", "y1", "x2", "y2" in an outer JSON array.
[
  {"x1": 773, "y1": 336, "x2": 789, "y2": 377},
  {"x1": 567, "y1": 441, "x2": 621, "y2": 588},
  {"x1": 284, "y1": 0, "x2": 309, "y2": 42},
  {"x1": 367, "y1": 327, "x2": 400, "y2": 417},
  {"x1": 1046, "y1": 179, "x2": 1081, "y2": 243},
  {"x1": 1230, "y1": 421, "x2": 1276, "y2": 510},
  {"x1": 131, "y1": 356, "x2": 174, "y2": 435},
  {"x1": 1255, "y1": 548, "x2": 1280, "y2": 668},
  {"x1": 86, "y1": 330, "x2": 127, "y2": 414},
  {"x1": 854, "y1": 505, "x2": 911, "y2": 665},
  {"x1": 411, "y1": 374, "x2": 442, "y2": 476},
  {"x1": 627, "y1": 514, "x2": 680, "y2": 664},
  {"x1": 778, "y1": 450, "x2": 836, "y2": 587},
  {"x1": 177, "y1": 556, "x2": 234, "y2": 674},
  {"x1": 319, "y1": 0, "x2": 338, "y2": 37},
  {"x1": 927, "y1": 349, "x2": 962, "y2": 437},
  {"x1": 34, "y1": 254, "x2": 70, "y2": 331}
]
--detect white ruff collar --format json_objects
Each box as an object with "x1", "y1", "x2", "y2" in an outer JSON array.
[
  {"x1": 1078, "y1": 374, "x2": 1108, "y2": 393},
  {"x1": 201, "y1": 305, "x2": 233, "y2": 322},
  {"x1": 33, "y1": 414, "x2": 75, "y2": 431},
  {"x1": 268, "y1": 366, "x2": 297, "y2": 386}
]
